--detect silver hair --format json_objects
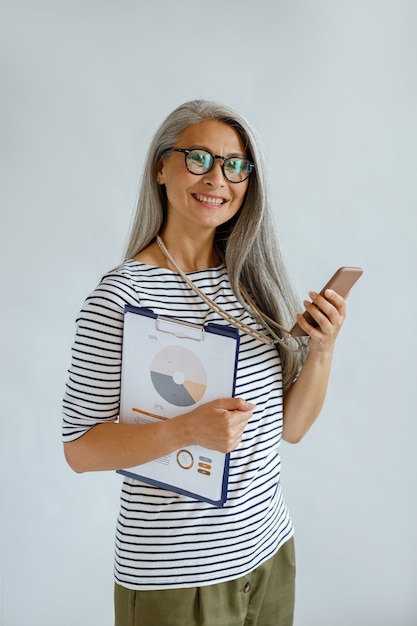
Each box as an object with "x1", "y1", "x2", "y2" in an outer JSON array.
[{"x1": 125, "y1": 100, "x2": 305, "y2": 387}]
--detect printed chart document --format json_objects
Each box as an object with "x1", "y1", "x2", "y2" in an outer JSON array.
[{"x1": 117, "y1": 306, "x2": 240, "y2": 507}]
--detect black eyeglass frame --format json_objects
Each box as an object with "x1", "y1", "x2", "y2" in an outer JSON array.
[{"x1": 163, "y1": 147, "x2": 255, "y2": 183}]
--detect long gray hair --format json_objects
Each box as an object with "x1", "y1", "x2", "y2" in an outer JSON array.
[{"x1": 125, "y1": 100, "x2": 305, "y2": 388}]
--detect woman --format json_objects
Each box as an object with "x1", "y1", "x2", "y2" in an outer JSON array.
[{"x1": 63, "y1": 99, "x2": 346, "y2": 626}]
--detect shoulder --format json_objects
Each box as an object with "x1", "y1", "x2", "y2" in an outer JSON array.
[
  {"x1": 78, "y1": 260, "x2": 144, "y2": 320},
  {"x1": 79, "y1": 260, "x2": 177, "y2": 313}
]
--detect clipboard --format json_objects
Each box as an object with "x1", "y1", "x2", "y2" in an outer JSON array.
[{"x1": 117, "y1": 305, "x2": 240, "y2": 507}]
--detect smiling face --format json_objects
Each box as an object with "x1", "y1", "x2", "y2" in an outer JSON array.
[{"x1": 158, "y1": 120, "x2": 249, "y2": 237}]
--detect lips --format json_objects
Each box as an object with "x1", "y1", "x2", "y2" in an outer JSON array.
[{"x1": 192, "y1": 193, "x2": 226, "y2": 206}]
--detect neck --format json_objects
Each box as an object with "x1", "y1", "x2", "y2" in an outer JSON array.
[{"x1": 157, "y1": 230, "x2": 221, "y2": 272}]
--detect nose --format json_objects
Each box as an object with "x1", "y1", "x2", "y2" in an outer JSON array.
[{"x1": 202, "y1": 158, "x2": 226, "y2": 186}]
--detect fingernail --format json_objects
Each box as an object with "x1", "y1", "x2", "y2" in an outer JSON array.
[
  {"x1": 246, "y1": 402, "x2": 256, "y2": 409},
  {"x1": 309, "y1": 291, "x2": 318, "y2": 299},
  {"x1": 325, "y1": 289, "x2": 333, "y2": 297}
]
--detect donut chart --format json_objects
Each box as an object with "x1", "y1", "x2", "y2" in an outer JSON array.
[{"x1": 150, "y1": 346, "x2": 207, "y2": 407}]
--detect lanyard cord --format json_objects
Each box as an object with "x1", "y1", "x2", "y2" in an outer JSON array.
[{"x1": 156, "y1": 236, "x2": 305, "y2": 353}]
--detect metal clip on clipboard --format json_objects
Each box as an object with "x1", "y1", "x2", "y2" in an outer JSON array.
[{"x1": 155, "y1": 316, "x2": 204, "y2": 341}]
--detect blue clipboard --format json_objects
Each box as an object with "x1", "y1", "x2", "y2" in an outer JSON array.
[{"x1": 117, "y1": 305, "x2": 240, "y2": 507}]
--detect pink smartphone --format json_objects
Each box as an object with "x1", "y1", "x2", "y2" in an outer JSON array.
[{"x1": 289, "y1": 266, "x2": 363, "y2": 337}]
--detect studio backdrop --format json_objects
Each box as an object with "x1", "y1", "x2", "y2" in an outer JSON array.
[{"x1": 1, "y1": 1, "x2": 416, "y2": 625}]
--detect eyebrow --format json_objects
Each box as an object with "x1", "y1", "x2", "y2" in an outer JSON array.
[{"x1": 181, "y1": 145, "x2": 248, "y2": 158}]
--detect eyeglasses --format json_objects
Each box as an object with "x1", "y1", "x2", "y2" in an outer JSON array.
[{"x1": 163, "y1": 148, "x2": 255, "y2": 183}]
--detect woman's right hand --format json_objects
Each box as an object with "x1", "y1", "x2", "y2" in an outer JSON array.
[{"x1": 177, "y1": 398, "x2": 256, "y2": 454}]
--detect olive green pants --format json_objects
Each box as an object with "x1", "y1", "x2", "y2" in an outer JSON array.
[{"x1": 114, "y1": 537, "x2": 295, "y2": 626}]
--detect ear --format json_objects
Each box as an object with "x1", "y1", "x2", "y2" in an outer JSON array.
[{"x1": 156, "y1": 160, "x2": 165, "y2": 185}]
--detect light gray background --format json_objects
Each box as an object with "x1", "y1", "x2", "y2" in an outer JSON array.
[{"x1": 1, "y1": 1, "x2": 416, "y2": 625}]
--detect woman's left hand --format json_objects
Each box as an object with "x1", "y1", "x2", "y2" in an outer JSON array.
[
  {"x1": 295, "y1": 289, "x2": 346, "y2": 353},
  {"x1": 283, "y1": 289, "x2": 347, "y2": 443}
]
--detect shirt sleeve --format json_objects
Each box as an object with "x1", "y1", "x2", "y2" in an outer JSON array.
[{"x1": 62, "y1": 269, "x2": 141, "y2": 442}]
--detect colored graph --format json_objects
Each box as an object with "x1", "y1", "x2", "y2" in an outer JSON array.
[{"x1": 150, "y1": 346, "x2": 207, "y2": 407}]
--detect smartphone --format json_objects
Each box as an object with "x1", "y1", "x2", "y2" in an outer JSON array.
[{"x1": 289, "y1": 266, "x2": 363, "y2": 337}]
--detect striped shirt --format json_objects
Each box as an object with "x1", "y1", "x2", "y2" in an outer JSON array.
[{"x1": 62, "y1": 260, "x2": 294, "y2": 590}]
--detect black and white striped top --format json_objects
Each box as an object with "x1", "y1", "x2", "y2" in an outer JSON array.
[{"x1": 62, "y1": 260, "x2": 294, "y2": 590}]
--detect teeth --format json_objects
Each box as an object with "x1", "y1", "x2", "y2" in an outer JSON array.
[{"x1": 194, "y1": 194, "x2": 224, "y2": 206}]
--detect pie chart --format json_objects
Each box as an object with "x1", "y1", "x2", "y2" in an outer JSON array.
[{"x1": 150, "y1": 346, "x2": 207, "y2": 407}]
